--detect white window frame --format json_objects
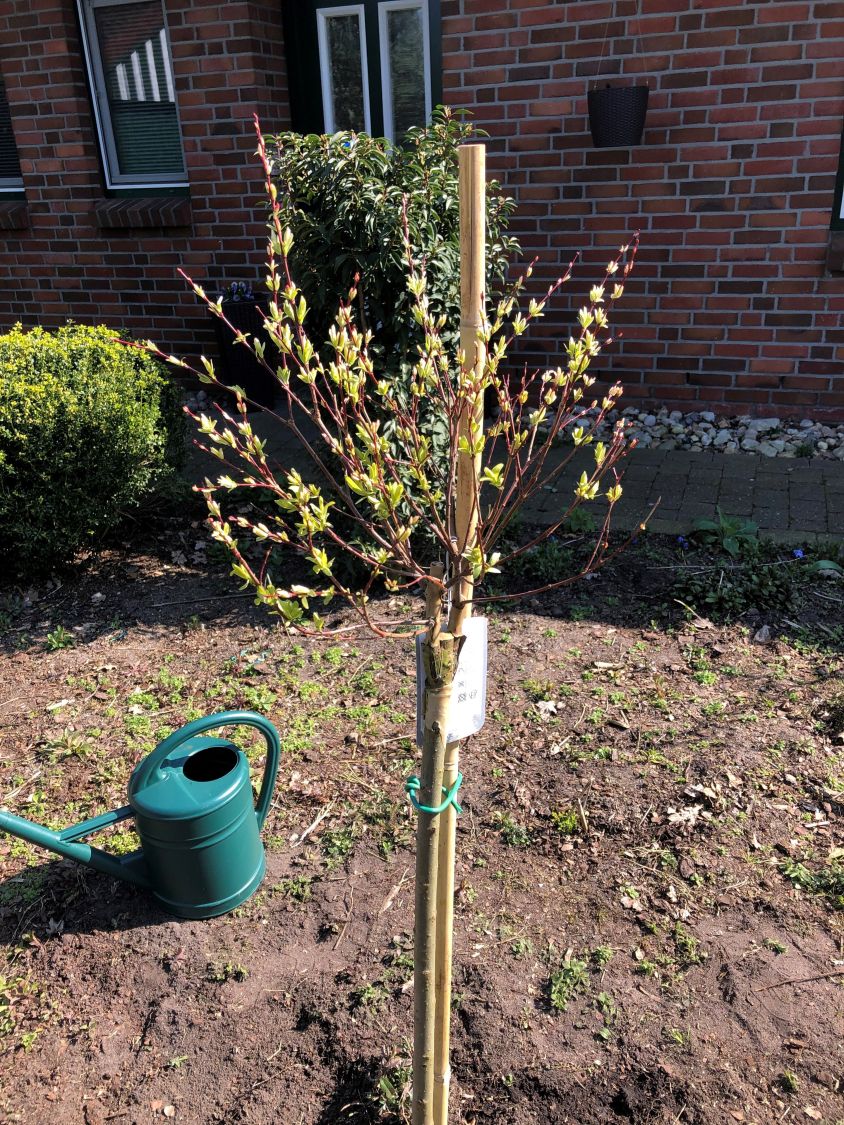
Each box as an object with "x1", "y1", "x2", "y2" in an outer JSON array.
[
  {"x1": 317, "y1": 5, "x2": 372, "y2": 136},
  {"x1": 833, "y1": 122, "x2": 844, "y2": 230},
  {"x1": 378, "y1": 0, "x2": 431, "y2": 143},
  {"x1": 0, "y1": 174, "x2": 24, "y2": 195},
  {"x1": 77, "y1": 0, "x2": 187, "y2": 190}
]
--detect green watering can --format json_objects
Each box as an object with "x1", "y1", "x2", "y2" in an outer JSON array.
[{"x1": 0, "y1": 711, "x2": 280, "y2": 919}]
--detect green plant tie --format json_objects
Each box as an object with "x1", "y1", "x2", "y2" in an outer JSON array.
[{"x1": 405, "y1": 773, "x2": 463, "y2": 816}]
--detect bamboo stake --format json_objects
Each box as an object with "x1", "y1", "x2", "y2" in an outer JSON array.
[
  {"x1": 413, "y1": 564, "x2": 455, "y2": 1125},
  {"x1": 433, "y1": 142, "x2": 486, "y2": 1125}
]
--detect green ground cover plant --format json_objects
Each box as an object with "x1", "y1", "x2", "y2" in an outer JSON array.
[{"x1": 674, "y1": 521, "x2": 844, "y2": 621}]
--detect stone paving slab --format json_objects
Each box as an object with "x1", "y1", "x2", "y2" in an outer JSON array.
[
  {"x1": 608, "y1": 448, "x2": 843, "y2": 541},
  {"x1": 184, "y1": 412, "x2": 844, "y2": 544}
]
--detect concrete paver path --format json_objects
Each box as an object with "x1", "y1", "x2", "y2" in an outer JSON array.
[
  {"x1": 187, "y1": 412, "x2": 844, "y2": 543},
  {"x1": 520, "y1": 446, "x2": 844, "y2": 542}
]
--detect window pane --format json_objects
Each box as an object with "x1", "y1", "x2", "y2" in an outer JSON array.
[
  {"x1": 93, "y1": 0, "x2": 184, "y2": 178},
  {"x1": 324, "y1": 14, "x2": 366, "y2": 132},
  {"x1": 0, "y1": 78, "x2": 22, "y2": 185},
  {"x1": 386, "y1": 6, "x2": 426, "y2": 136}
]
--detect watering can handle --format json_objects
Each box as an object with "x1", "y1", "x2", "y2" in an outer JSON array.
[{"x1": 134, "y1": 711, "x2": 281, "y2": 830}]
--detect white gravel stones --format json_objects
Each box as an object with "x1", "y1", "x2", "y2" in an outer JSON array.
[
  {"x1": 567, "y1": 406, "x2": 844, "y2": 461},
  {"x1": 180, "y1": 387, "x2": 844, "y2": 463},
  {"x1": 183, "y1": 389, "x2": 209, "y2": 413},
  {"x1": 746, "y1": 417, "x2": 780, "y2": 434}
]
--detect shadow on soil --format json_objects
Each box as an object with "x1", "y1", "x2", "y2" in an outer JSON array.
[
  {"x1": 3, "y1": 524, "x2": 843, "y2": 659},
  {"x1": 0, "y1": 857, "x2": 173, "y2": 942},
  {"x1": 312, "y1": 1055, "x2": 384, "y2": 1125}
]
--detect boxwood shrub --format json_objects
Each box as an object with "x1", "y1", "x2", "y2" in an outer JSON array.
[{"x1": 0, "y1": 323, "x2": 184, "y2": 573}]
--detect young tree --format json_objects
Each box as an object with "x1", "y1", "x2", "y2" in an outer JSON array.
[{"x1": 150, "y1": 118, "x2": 639, "y2": 1125}]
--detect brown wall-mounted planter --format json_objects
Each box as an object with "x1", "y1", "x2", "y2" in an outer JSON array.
[
  {"x1": 587, "y1": 84, "x2": 649, "y2": 148},
  {"x1": 213, "y1": 295, "x2": 277, "y2": 409}
]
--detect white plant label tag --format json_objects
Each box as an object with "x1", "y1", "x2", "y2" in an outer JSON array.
[{"x1": 416, "y1": 616, "x2": 488, "y2": 747}]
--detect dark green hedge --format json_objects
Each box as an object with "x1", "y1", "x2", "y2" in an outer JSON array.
[{"x1": 0, "y1": 323, "x2": 184, "y2": 573}]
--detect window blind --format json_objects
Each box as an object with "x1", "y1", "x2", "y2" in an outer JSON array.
[
  {"x1": 82, "y1": 0, "x2": 185, "y2": 185},
  {"x1": 0, "y1": 78, "x2": 23, "y2": 185}
]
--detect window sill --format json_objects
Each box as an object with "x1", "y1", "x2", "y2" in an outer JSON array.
[
  {"x1": 95, "y1": 195, "x2": 192, "y2": 231},
  {"x1": 0, "y1": 201, "x2": 29, "y2": 231},
  {"x1": 826, "y1": 230, "x2": 844, "y2": 273}
]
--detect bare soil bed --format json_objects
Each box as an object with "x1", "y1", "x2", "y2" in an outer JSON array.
[{"x1": 1, "y1": 522, "x2": 843, "y2": 1125}]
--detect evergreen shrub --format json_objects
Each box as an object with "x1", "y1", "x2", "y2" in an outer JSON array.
[
  {"x1": 266, "y1": 108, "x2": 520, "y2": 473},
  {"x1": 0, "y1": 322, "x2": 183, "y2": 572}
]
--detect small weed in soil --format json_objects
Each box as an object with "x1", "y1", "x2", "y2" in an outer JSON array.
[
  {"x1": 550, "y1": 806, "x2": 580, "y2": 836},
  {"x1": 778, "y1": 1070, "x2": 800, "y2": 1095},
  {"x1": 274, "y1": 875, "x2": 313, "y2": 903},
  {"x1": 549, "y1": 957, "x2": 590, "y2": 1012},
  {"x1": 781, "y1": 856, "x2": 844, "y2": 909},
  {"x1": 207, "y1": 960, "x2": 249, "y2": 983},
  {"x1": 45, "y1": 625, "x2": 74, "y2": 651},
  {"x1": 494, "y1": 812, "x2": 532, "y2": 848}
]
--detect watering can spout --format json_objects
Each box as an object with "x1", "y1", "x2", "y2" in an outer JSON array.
[{"x1": 0, "y1": 807, "x2": 151, "y2": 890}]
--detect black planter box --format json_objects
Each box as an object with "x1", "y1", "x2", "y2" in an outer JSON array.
[
  {"x1": 588, "y1": 84, "x2": 649, "y2": 148},
  {"x1": 213, "y1": 294, "x2": 277, "y2": 409}
]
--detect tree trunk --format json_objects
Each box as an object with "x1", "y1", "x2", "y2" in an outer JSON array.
[{"x1": 413, "y1": 567, "x2": 457, "y2": 1125}]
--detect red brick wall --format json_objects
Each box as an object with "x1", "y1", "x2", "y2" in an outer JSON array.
[
  {"x1": 0, "y1": 0, "x2": 289, "y2": 358},
  {"x1": 442, "y1": 0, "x2": 844, "y2": 418},
  {"x1": 2, "y1": 1, "x2": 843, "y2": 418}
]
